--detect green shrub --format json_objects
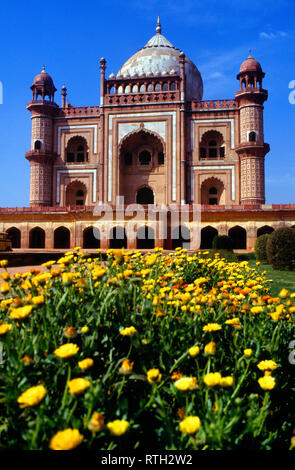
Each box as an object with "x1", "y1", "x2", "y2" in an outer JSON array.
[
  {"x1": 266, "y1": 227, "x2": 295, "y2": 270},
  {"x1": 254, "y1": 234, "x2": 270, "y2": 263},
  {"x1": 212, "y1": 235, "x2": 234, "y2": 251}
]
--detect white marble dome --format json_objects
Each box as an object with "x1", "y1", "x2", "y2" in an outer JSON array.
[{"x1": 117, "y1": 18, "x2": 203, "y2": 101}]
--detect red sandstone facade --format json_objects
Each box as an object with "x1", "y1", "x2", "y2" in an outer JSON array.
[{"x1": 1, "y1": 19, "x2": 295, "y2": 251}]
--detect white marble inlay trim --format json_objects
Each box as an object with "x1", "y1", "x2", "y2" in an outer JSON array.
[
  {"x1": 108, "y1": 112, "x2": 176, "y2": 202},
  {"x1": 191, "y1": 119, "x2": 235, "y2": 150},
  {"x1": 191, "y1": 165, "x2": 235, "y2": 201},
  {"x1": 56, "y1": 169, "x2": 97, "y2": 203},
  {"x1": 57, "y1": 125, "x2": 98, "y2": 154}
]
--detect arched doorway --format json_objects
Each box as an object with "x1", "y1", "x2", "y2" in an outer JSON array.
[
  {"x1": 66, "y1": 181, "x2": 87, "y2": 206},
  {"x1": 199, "y1": 130, "x2": 225, "y2": 159},
  {"x1": 228, "y1": 226, "x2": 247, "y2": 249},
  {"x1": 172, "y1": 226, "x2": 191, "y2": 249},
  {"x1": 110, "y1": 227, "x2": 127, "y2": 249},
  {"x1": 136, "y1": 187, "x2": 154, "y2": 205},
  {"x1": 201, "y1": 177, "x2": 225, "y2": 205},
  {"x1": 200, "y1": 226, "x2": 218, "y2": 249},
  {"x1": 137, "y1": 226, "x2": 155, "y2": 249},
  {"x1": 54, "y1": 227, "x2": 70, "y2": 249},
  {"x1": 29, "y1": 227, "x2": 45, "y2": 249},
  {"x1": 257, "y1": 226, "x2": 274, "y2": 237},
  {"x1": 119, "y1": 128, "x2": 166, "y2": 205},
  {"x1": 83, "y1": 227, "x2": 100, "y2": 249},
  {"x1": 6, "y1": 227, "x2": 21, "y2": 248}
]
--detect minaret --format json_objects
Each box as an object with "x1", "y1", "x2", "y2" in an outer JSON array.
[
  {"x1": 25, "y1": 66, "x2": 58, "y2": 206},
  {"x1": 235, "y1": 52, "x2": 270, "y2": 205}
]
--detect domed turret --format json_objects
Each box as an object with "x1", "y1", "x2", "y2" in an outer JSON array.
[
  {"x1": 237, "y1": 51, "x2": 265, "y2": 90},
  {"x1": 116, "y1": 17, "x2": 203, "y2": 101},
  {"x1": 31, "y1": 66, "x2": 57, "y2": 102}
]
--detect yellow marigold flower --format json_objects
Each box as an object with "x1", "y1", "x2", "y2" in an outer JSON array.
[
  {"x1": 0, "y1": 260, "x2": 8, "y2": 267},
  {"x1": 279, "y1": 288, "x2": 289, "y2": 299},
  {"x1": 225, "y1": 317, "x2": 240, "y2": 326},
  {"x1": 0, "y1": 282, "x2": 10, "y2": 294},
  {"x1": 31, "y1": 295, "x2": 45, "y2": 305},
  {"x1": 81, "y1": 326, "x2": 89, "y2": 333},
  {"x1": 54, "y1": 343, "x2": 79, "y2": 358},
  {"x1": 107, "y1": 420, "x2": 129, "y2": 436},
  {"x1": 63, "y1": 326, "x2": 78, "y2": 339},
  {"x1": 145, "y1": 254, "x2": 157, "y2": 266},
  {"x1": 0, "y1": 323, "x2": 12, "y2": 335},
  {"x1": 17, "y1": 385, "x2": 47, "y2": 408},
  {"x1": 120, "y1": 326, "x2": 137, "y2": 336},
  {"x1": 67, "y1": 378, "x2": 90, "y2": 395},
  {"x1": 203, "y1": 323, "x2": 222, "y2": 332},
  {"x1": 88, "y1": 412, "x2": 105, "y2": 432},
  {"x1": 170, "y1": 370, "x2": 183, "y2": 381},
  {"x1": 257, "y1": 360, "x2": 277, "y2": 371},
  {"x1": 10, "y1": 305, "x2": 32, "y2": 320},
  {"x1": 61, "y1": 272, "x2": 76, "y2": 285},
  {"x1": 119, "y1": 359, "x2": 134, "y2": 375},
  {"x1": 147, "y1": 368, "x2": 162, "y2": 384},
  {"x1": 78, "y1": 358, "x2": 94, "y2": 371},
  {"x1": 49, "y1": 428, "x2": 83, "y2": 450},
  {"x1": 21, "y1": 354, "x2": 34, "y2": 364},
  {"x1": 203, "y1": 372, "x2": 222, "y2": 387},
  {"x1": 204, "y1": 341, "x2": 216, "y2": 355},
  {"x1": 251, "y1": 306, "x2": 263, "y2": 314},
  {"x1": 189, "y1": 346, "x2": 200, "y2": 357},
  {"x1": 174, "y1": 376, "x2": 198, "y2": 391},
  {"x1": 244, "y1": 348, "x2": 253, "y2": 357},
  {"x1": 220, "y1": 376, "x2": 234, "y2": 387},
  {"x1": 1, "y1": 272, "x2": 10, "y2": 280},
  {"x1": 92, "y1": 267, "x2": 107, "y2": 280},
  {"x1": 258, "y1": 374, "x2": 276, "y2": 391},
  {"x1": 111, "y1": 249, "x2": 125, "y2": 260},
  {"x1": 256, "y1": 261, "x2": 261, "y2": 266},
  {"x1": 179, "y1": 416, "x2": 201, "y2": 435}
]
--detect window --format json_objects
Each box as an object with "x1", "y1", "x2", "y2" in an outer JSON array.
[
  {"x1": 209, "y1": 198, "x2": 218, "y2": 205},
  {"x1": 34, "y1": 140, "x2": 42, "y2": 150},
  {"x1": 155, "y1": 83, "x2": 161, "y2": 92},
  {"x1": 162, "y1": 82, "x2": 169, "y2": 91},
  {"x1": 132, "y1": 84, "x2": 138, "y2": 93},
  {"x1": 66, "y1": 152, "x2": 75, "y2": 162},
  {"x1": 139, "y1": 84, "x2": 146, "y2": 93},
  {"x1": 158, "y1": 152, "x2": 164, "y2": 165},
  {"x1": 209, "y1": 187, "x2": 217, "y2": 195},
  {"x1": 147, "y1": 83, "x2": 153, "y2": 92},
  {"x1": 249, "y1": 131, "x2": 256, "y2": 142},
  {"x1": 76, "y1": 189, "x2": 84, "y2": 205},
  {"x1": 139, "y1": 150, "x2": 151, "y2": 165},
  {"x1": 170, "y1": 82, "x2": 176, "y2": 91},
  {"x1": 208, "y1": 140, "x2": 217, "y2": 158}
]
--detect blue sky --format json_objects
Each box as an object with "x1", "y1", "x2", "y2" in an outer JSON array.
[{"x1": 0, "y1": 0, "x2": 294, "y2": 206}]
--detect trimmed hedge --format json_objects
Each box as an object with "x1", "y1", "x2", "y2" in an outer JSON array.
[
  {"x1": 212, "y1": 235, "x2": 234, "y2": 251},
  {"x1": 254, "y1": 234, "x2": 270, "y2": 263},
  {"x1": 266, "y1": 227, "x2": 295, "y2": 270}
]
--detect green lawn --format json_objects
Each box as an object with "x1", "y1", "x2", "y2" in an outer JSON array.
[{"x1": 248, "y1": 260, "x2": 295, "y2": 296}]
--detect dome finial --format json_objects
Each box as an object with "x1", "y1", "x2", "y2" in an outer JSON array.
[
  {"x1": 41, "y1": 65, "x2": 46, "y2": 73},
  {"x1": 248, "y1": 48, "x2": 253, "y2": 58},
  {"x1": 156, "y1": 15, "x2": 161, "y2": 34}
]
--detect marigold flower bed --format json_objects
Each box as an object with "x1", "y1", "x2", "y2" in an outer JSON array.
[{"x1": 0, "y1": 248, "x2": 295, "y2": 450}]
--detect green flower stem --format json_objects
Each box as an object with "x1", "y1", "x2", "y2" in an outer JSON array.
[{"x1": 224, "y1": 361, "x2": 250, "y2": 414}]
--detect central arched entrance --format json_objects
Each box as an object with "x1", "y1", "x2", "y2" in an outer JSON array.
[
  {"x1": 201, "y1": 177, "x2": 225, "y2": 205},
  {"x1": 119, "y1": 128, "x2": 166, "y2": 205},
  {"x1": 66, "y1": 181, "x2": 87, "y2": 206}
]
